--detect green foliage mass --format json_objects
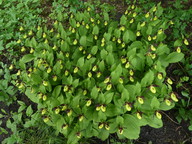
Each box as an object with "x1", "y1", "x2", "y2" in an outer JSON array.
[{"x1": 13, "y1": 2, "x2": 186, "y2": 143}]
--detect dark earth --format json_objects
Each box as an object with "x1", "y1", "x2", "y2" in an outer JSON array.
[{"x1": 1, "y1": 0, "x2": 192, "y2": 143}]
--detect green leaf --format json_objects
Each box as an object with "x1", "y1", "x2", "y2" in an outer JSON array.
[
  {"x1": 77, "y1": 57, "x2": 84, "y2": 68},
  {"x1": 123, "y1": 114, "x2": 140, "y2": 139},
  {"x1": 0, "y1": 41, "x2": 4, "y2": 50},
  {"x1": 111, "y1": 64, "x2": 122, "y2": 84},
  {"x1": 80, "y1": 36, "x2": 87, "y2": 46},
  {"x1": 106, "y1": 53, "x2": 114, "y2": 65},
  {"x1": 105, "y1": 92, "x2": 114, "y2": 104},
  {"x1": 140, "y1": 70, "x2": 154, "y2": 87},
  {"x1": 116, "y1": 116, "x2": 124, "y2": 125},
  {"x1": 91, "y1": 46, "x2": 98, "y2": 55},
  {"x1": 121, "y1": 88, "x2": 129, "y2": 101},
  {"x1": 100, "y1": 49, "x2": 108, "y2": 59},
  {"x1": 120, "y1": 15, "x2": 127, "y2": 25},
  {"x1": 92, "y1": 25, "x2": 99, "y2": 35},
  {"x1": 52, "y1": 85, "x2": 62, "y2": 97},
  {"x1": 20, "y1": 54, "x2": 35, "y2": 63},
  {"x1": 26, "y1": 105, "x2": 33, "y2": 117},
  {"x1": 165, "y1": 52, "x2": 184, "y2": 63},
  {"x1": 147, "y1": 116, "x2": 163, "y2": 128},
  {"x1": 123, "y1": 30, "x2": 129, "y2": 43},
  {"x1": 91, "y1": 86, "x2": 99, "y2": 99},
  {"x1": 150, "y1": 97, "x2": 160, "y2": 109},
  {"x1": 174, "y1": 39, "x2": 182, "y2": 47},
  {"x1": 156, "y1": 44, "x2": 170, "y2": 55},
  {"x1": 72, "y1": 79, "x2": 79, "y2": 88},
  {"x1": 146, "y1": 26, "x2": 152, "y2": 35}
]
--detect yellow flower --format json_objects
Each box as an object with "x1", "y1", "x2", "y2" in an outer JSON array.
[
  {"x1": 136, "y1": 31, "x2": 141, "y2": 36},
  {"x1": 76, "y1": 22, "x2": 80, "y2": 27},
  {"x1": 138, "y1": 97, "x2": 144, "y2": 104},
  {"x1": 152, "y1": 35, "x2": 157, "y2": 40},
  {"x1": 129, "y1": 69, "x2": 134, "y2": 76},
  {"x1": 184, "y1": 39, "x2": 189, "y2": 45},
  {"x1": 63, "y1": 85, "x2": 69, "y2": 92},
  {"x1": 96, "y1": 105, "x2": 101, "y2": 111},
  {"x1": 125, "y1": 10, "x2": 128, "y2": 15},
  {"x1": 88, "y1": 72, "x2": 92, "y2": 78},
  {"x1": 130, "y1": 18, "x2": 134, "y2": 24},
  {"x1": 53, "y1": 75, "x2": 57, "y2": 81},
  {"x1": 158, "y1": 29, "x2": 163, "y2": 35},
  {"x1": 62, "y1": 124, "x2": 68, "y2": 130},
  {"x1": 67, "y1": 109, "x2": 72, "y2": 117},
  {"x1": 167, "y1": 78, "x2": 173, "y2": 85},
  {"x1": 19, "y1": 26, "x2": 24, "y2": 31},
  {"x1": 145, "y1": 12, "x2": 150, "y2": 18},
  {"x1": 20, "y1": 46, "x2": 26, "y2": 51},
  {"x1": 65, "y1": 70, "x2": 69, "y2": 76},
  {"x1": 117, "y1": 39, "x2": 121, "y2": 44},
  {"x1": 153, "y1": 16, "x2": 158, "y2": 21},
  {"x1": 165, "y1": 99, "x2": 171, "y2": 106},
  {"x1": 79, "y1": 115, "x2": 84, "y2": 122},
  {"x1": 105, "y1": 124, "x2": 110, "y2": 130},
  {"x1": 148, "y1": 35, "x2": 152, "y2": 41},
  {"x1": 92, "y1": 65, "x2": 97, "y2": 72},
  {"x1": 74, "y1": 67, "x2": 79, "y2": 73},
  {"x1": 119, "y1": 77, "x2": 124, "y2": 84},
  {"x1": 43, "y1": 81, "x2": 48, "y2": 86},
  {"x1": 118, "y1": 128, "x2": 123, "y2": 135},
  {"x1": 41, "y1": 109, "x2": 46, "y2": 115},
  {"x1": 150, "y1": 85, "x2": 156, "y2": 93},
  {"x1": 101, "y1": 105, "x2": 106, "y2": 112},
  {"x1": 125, "y1": 62, "x2": 130, "y2": 68},
  {"x1": 129, "y1": 76, "x2": 134, "y2": 82},
  {"x1": 86, "y1": 24, "x2": 89, "y2": 29},
  {"x1": 106, "y1": 83, "x2": 112, "y2": 91},
  {"x1": 43, "y1": 33, "x2": 46, "y2": 38},
  {"x1": 104, "y1": 21, "x2": 108, "y2": 26},
  {"x1": 137, "y1": 112, "x2": 142, "y2": 119},
  {"x1": 73, "y1": 39, "x2": 78, "y2": 45},
  {"x1": 83, "y1": 90, "x2": 87, "y2": 95},
  {"x1": 87, "y1": 54, "x2": 92, "y2": 59},
  {"x1": 98, "y1": 123, "x2": 104, "y2": 129},
  {"x1": 157, "y1": 73, "x2": 163, "y2": 80},
  {"x1": 156, "y1": 111, "x2": 162, "y2": 119},
  {"x1": 55, "y1": 108, "x2": 60, "y2": 114},
  {"x1": 171, "y1": 92, "x2": 178, "y2": 102},
  {"x1": 104, "y1": 77, "x2": 110, "y2": 84},
  {"x1": 97, "y1": 72, "x2": 101, "y2": 78},
  {"x1": 43, "y1": 95, "x2": 47, "y2": 101},
  {"x1": 141, "y1": 22, "x2": 146, "y2": 27},
  {"x1": 30, "y1": 48, "x2": 34, "y2": 53},
  {"x1": 43, "y1": 117, "x2": 49, "y2": 123},
  {"x1": 176, "y1": 47, "x2": 181, "y2": 53},
  {"x1": 151, "y1": 45, "x2": 156, "y2": 51},
  {"x1": 125, "y1": 103, "x2": 131, "y2": 111},
  {"x1": 133, "y1": 12, "x2": 137, "y2": 17}
]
